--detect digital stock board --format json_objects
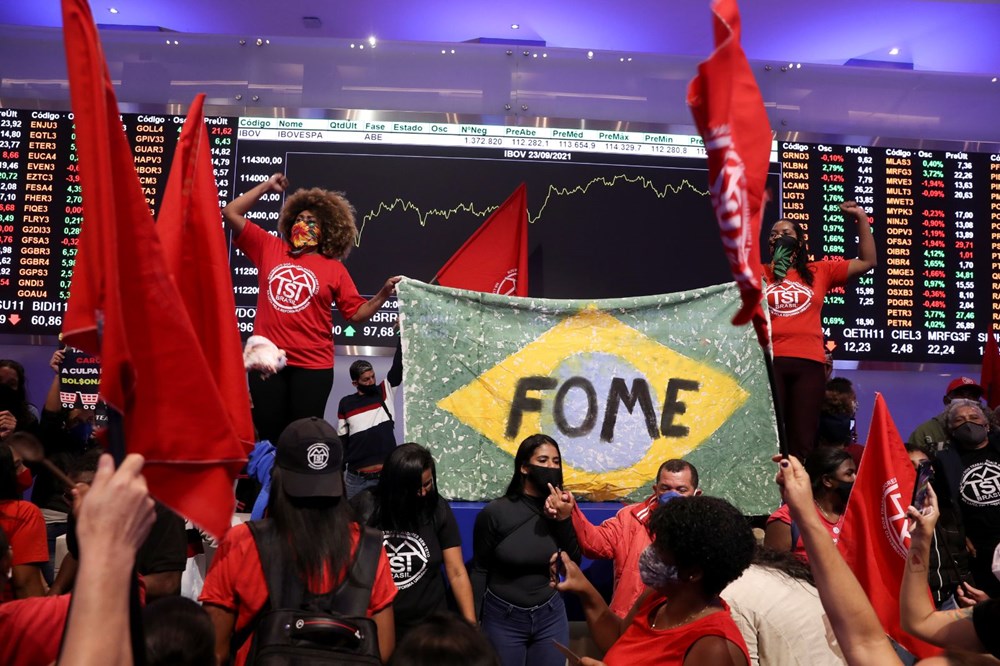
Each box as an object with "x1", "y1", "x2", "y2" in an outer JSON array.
[{"x1": 0, "y1": 105, "x2": 998, "y2": 361}]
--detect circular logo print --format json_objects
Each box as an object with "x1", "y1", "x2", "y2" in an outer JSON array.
[
  {"x1": 383, "y1": 532, "x2": 430, "y2": 589},
  {"x1": 493, "y1": 268, "x2": 519, "y2": 296},
  {"x1": 267, "y1": 264, "x2": 320, "y2": 314},
  {"x1": 306, "y1": 442, "x2": 330, "y2": 470},
  {"x1": 960, "y1": 460, "x2": 1000, "y2": 507},
  {"x1": 764, "y1": 281, "x2": 814, "y2": 317},
  {"x1": 880, "y1": 477, "x2": 911, "y2": 558}
]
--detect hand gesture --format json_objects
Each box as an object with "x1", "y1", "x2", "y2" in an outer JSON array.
[
  {"x1": 0, "y1": 410, "x2": 17, "y2": 439},
  {"x1": 544, "y1": 482, "x2": 574, "y2": 521},
  {"x1": 905, "y1": 484, "x2": 939, "y2": 542},
  {"x1": 840, "y1": 200, "x2": 868, "y2": 221},
  {"x1": 956, "y1": 580, "x2": 990, "y2": 608},
  {"x1": 74, "y1": 454, "x2": 156, "y2": 558},
  {"x1": 550, "y1": 550, "x2": 587, "y2": 594},
  {"x1": 266, "y1": 172, "x2": 289, "y2": 193},
  {"x1": 773, "y1": 454, "x2": 814, "y2": 521},
  {"x1": 50, "y1": 347, "x2": 66, "y2": 372}
]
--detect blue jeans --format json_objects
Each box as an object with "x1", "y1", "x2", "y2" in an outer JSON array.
[
  {"x1": 481, "y1": 589, "x2": 569, "y2": 666},
  {"x1": 344, "y1": 469, "x2": 380, "y2": 499}
]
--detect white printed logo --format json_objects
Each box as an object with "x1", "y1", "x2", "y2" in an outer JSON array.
[
  {"x1": 880, "y1": 477, "x2": 911, "y2": 558},
  {"x1": 493, "y1": 268, "x2": 519, "y2": 296},
  {"x1": 960, "y1": 461, "x2": 1000, "y2": 507},
  {"x1": 765, "y1": 281, "x2": 814, "y2": 317},
  {"x1": 267, "y1": 264, "x2": 319, "y2": 314},
  {"x1": 383, "y1": 532, "x2": 430, "y2": 589},
  {"x1": 306, "y1": 443, "x2": 330, "y2": 470}
]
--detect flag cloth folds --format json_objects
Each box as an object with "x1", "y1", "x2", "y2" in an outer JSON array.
[
  {"x1": 432, "y1": 183, "x2": 528, "y2": 296},
  {"x1": 838, "y1": 393, "x2": 941, "y2": 659},
  {"x1": 981, "y1": 329, "x2": 1000, "y2": 410},
  {"x1": 687, "y1": 0, "x2": 771, "y2": 338},
  {"x1": 157, "y1": 93, "x2": 255, "y2": 451},
  {"x1": 396, "y1": 278, "x2": 778, "y2": 513},
  {"x1": 59, "y1": 0, "x2": 246, "y2": 538}
]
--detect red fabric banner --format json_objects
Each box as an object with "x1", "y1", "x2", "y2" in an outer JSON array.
[
  {"x1": 687, "y1": 0, "x2": 771, "y2": 343},
  {"x1": 981, "y1": 329, "x2": 1000, "y2": 410},
  {"x1": 157, "y1": 94, "x2": 255, "y2": 451},
  {"x1": 60, "y1": 0, "x2": 246, "y2": 538},
  {"x1": 433, "y1": 183, "x2": 529, "y2": 296},
  {"x1": 838, "y1": 393, "x2": 941, "y2": 659}
]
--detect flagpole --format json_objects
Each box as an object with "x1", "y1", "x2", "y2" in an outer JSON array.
[{"x1": 761, "y1": 348, "x2": 790, "y2": 458}]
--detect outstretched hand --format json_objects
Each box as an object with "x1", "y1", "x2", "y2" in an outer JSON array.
[
  {"x1": 544, "y1": 482, "x2": 574, "y2": 521},
  {"x1": 549, "y1": 550, "x2": 588, "y2": 595}
]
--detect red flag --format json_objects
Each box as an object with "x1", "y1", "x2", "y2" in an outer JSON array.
[
  {"x1": 157, "y1": 94, "x2": 255, "y2": 451},
  {"x1": 981, "y1": 328, "x2": 1000, "y2": 410},
  {"x1": 838, "y1": 394, "x2": 941, "y2": 659},
  {"x1": 687, "y1": 0, "x2": 771, "y2": 343},
  {"x1": 433, "y1": 183, "x2": 528, "y2": 296},
  {"x1": 60, "y1": 0, "x2": 246, "y2": 538}
]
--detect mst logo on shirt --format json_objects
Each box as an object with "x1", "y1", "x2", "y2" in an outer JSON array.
[
  {"x1": 267, "y1": 264, "x2": 319, "y2": 314},
  {"x1": 764, "y1": 281, "x2": 813, "y2": 317},
  {"x1": 383, "y1": 531, "x2": 430, "y2": 590},
  {"x1": 961, "y1": 460, "x2": 1000, "y2": 507}
]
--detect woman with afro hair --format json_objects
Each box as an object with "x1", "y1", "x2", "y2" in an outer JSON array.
[
  {"x1": 224, "y1": 171, "x2": 400, "y2": 442},
  {"x1": 762, "y1": 200, "x2": 875, "y2": 461}
]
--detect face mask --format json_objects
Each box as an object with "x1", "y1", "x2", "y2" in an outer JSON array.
[
  {"x1": 638, "y1": 545, "x2": 681, "y2": 589},
  {"x1": 0, "y1": 383, "x2": 19, "y2": 412},
  {"x1": 658, "y1": 490, "x2": 681, "y2": 505},
  {"x1": 771, "y1": 234, "x2": 798, "y2": 280},
  {"x1": 834, "y1": 480, "x2": 854, "y2": 504},
  {"x1": 69, "y1": 421, "x2": 93, "y2": 444},
  {"x1": 952, "y1": 422, "x2": 987, "y2": 448},
  {"x1": 357, "y1": 383, "x2": 381, "y2": 397},
  {"x1": 16, "y1": 467, "x2": 33, "y2": 494},
  {"x1": 289, "y1": 220, "x2": 319, "y2": 251},
  {"x1": 525, "y1": 464, "x2": 562, "y2": 491}
]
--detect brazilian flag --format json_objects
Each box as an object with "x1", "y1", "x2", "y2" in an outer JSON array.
[{"x1": 397, "y1": 278, "x2": 779, "y2": 514}]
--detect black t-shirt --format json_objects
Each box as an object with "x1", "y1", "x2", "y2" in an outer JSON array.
[
  {"x1": 958, "y1": 445, "x2": 1000, "y2": 554},
  {"x1": 378, "y1": 499, "x2": 462, "y2": 636}
]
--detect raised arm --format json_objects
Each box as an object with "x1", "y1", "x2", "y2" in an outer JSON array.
[
  {"x1": 776, "y1": 455, "x2": 902, "y2": 666},
  {"x1": 843, "y1": 200, "x2": 877, "y2": 279},
  {"x1": 552, "y1": 550, "x2": 630, "y2": 652},
  {"x1": 900, "y1": 486, "x2": 985, "y2": 652},
  {"x1": 346, "y1": 276, "x2": 402, "y2": 323},
  {"x1": 222, "y1": 171, "x2": 288, "y2": 237}
]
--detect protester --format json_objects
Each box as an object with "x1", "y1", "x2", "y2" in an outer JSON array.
[
  {"x1": 352, "y1": 442, "x2": 476, "y2": 641},
  {"x1": 763, "y1": 201, "x2": 876, "y2": 460},
  {"x1": 0, "y1": 358, "x2": 40, "y2": 433},
  {"x1": 338, "y1": 337, "x2": 403, "y2": 498},
  {"x1": 222, "y1": 171, "x2": 401, "y2": 441},
  {"x1": 818, "y1": 377, "x2": 864, "y2": 468},
  {"x1": 143, "y1": 596, "x2": 217, "y2": 666},
  {"x1": 471, "y1": 433, "x2": 581, "y2": 666},
  {"x1": 553, "y1": 495, "x2": 754, "y2": 666},
  {"x1": 388, "y1": 612, "x2": 501, "y2": 666},
  {"x1": 544, "y1": 459, "x2": 701, "y2": 618},
  {"x1": 908, "y1": 377, "x2": 984, "y2": 451},
  {"x1": 200, "y1": 417, "x2": 397, "y2": 665},
  {"x1": 0, "y1": 443, "x2": 47, "y2": 599},
  {"x1": 764, "y1": 446, "x2": 855, "y2": 562}
]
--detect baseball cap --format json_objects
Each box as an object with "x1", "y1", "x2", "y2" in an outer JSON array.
[
  {"x1": 275, "y1": 417, "x2": 344, "y2": 498},
  {"x1": 946, "y1": 377, "x2": 983, "y2": 398}
]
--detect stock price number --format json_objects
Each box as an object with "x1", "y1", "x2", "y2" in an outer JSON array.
[
  {"x1": 843, "y1": 341, "x2": 872, "y2": 353},
  {"x1": 927, "y1": 344, "x2": 956, "y2": 356},
  {"x1": 31, "y1": 315, "x2": 62, "y2": 327}
]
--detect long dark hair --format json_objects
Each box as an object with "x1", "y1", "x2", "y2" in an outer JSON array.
[
  {"x1": 0, "y1": 359, "x2": 36, "y2": 428},
  {"x1": 770, "y1": 219, "x2": 814, "y2": 287},
  {"x1": 267, "y1": 467, "x2": 355, "y2": 583},
  {"x1": 751, "y1": 544, "x2": 814, "y2": 586},
  {"x1": 804, "y1": 445, "x2": 852, "y2": 495},
  {"x1": 371, "y1": 443, "x2": 438, "y2": 532},
  {"x1": 504, "y1": 433, "x2": 561, "y2": 498},
  {"x1": 0, "y1": 444, "x2": 20, "y2": 500}
]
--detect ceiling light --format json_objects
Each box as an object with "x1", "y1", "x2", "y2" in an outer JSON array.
[
  {"x1": 587, "y1": 51, "x2": 594, "y2": 60},
  {"x1": 368, "y1": 35, "x2": 376, "y2": 47},
  {"x1": 108, "y1": 7, "x2": 119, "y2": 14},
  {"x1": 796, "y1": 63, "x2": 801, "y2": 69},
  {"x1": 993, "y1": 77, "x2": 998, "y2": 83},
  {"x1": 511, "y1": 23, "x2": 520, "y2": 29},
  {"x1": 350, "y1": 43, "x2": 356, "y2": 48},
  {"x1": 450, "y1": 49, "x2": 455, "y2": 54},
  {"x1": 889, "y1": 47, "x2": 899, "y2": 55}
]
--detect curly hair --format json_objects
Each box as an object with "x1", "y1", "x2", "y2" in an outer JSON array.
[
  {"x1": 769, "y1": 218, "x2": 814, "y2": 287},
  {"x1": 277, "y1": 187, "x2": 358, "y2": 260},
  {"x1": 649, "y1": 495, "x2": 754, "y2": 597}
]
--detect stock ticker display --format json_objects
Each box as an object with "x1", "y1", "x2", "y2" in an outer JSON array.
[{"x1": 1, "y1": 106, "x2": 998, "y2": 361}]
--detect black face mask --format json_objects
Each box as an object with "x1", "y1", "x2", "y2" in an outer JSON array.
[
  {"x1": 0, "y1": 383, "x2": 19, "y2": 413},
  {"x1": 358, "y1": 383, "x2": 381, "y2": 396},
  {"x1": 952, "y1": 422, "x2": 988, "y2": 448},
  {"x1": 525, "y1": 464, "x2": 562, "y2": 491},
  {"x1": 834, "y1": 480, "x2": 854, "y2": 504}
]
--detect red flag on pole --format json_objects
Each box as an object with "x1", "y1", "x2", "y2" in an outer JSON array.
[
  {"x1": 433, "y1": 183, "x2": 529, "y2": 296},
  {"x1": 60, "y1": 0, "x2": 246, "y2": 538},
  {"x1": 687, "y1": 0, "x2": 771, "y2": 344},
  {"x1": 837, "y1": 394, "x2": 941, "y2": 659},
  {"x1": 157, "y1": 94, "x2": 255, "y2": 451},
  {"x1": 981, "y1": 328, "x2": 1000, "y2": 410}
]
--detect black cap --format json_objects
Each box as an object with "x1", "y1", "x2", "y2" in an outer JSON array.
[{"x1": 275, "y1": 417, "x2": 344, "y2": 498}]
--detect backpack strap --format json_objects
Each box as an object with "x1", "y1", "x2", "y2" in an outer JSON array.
[{"x1": 327, "y1": 526, "x2": 382, "y2": 616}]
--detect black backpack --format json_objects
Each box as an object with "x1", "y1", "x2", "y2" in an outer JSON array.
[{"x1": 240, "y1": 519, "x2": 384, "y2": 665}]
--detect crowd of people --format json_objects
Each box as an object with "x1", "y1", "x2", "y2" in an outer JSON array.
[{"x1": 1, "y1": 186, "x2": 999, "y2": 666}]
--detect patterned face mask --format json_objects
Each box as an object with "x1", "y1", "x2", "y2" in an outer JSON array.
[
  {"x1": 290, "y1": 219, "x2": 319, "y2": 251},
  {"x1": 638, "y1": 545, "x2": 681, "y2": 589}
]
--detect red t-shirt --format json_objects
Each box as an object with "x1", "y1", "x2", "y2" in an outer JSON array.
[
  {"x1": 603, "y1": 593, "x2": 750, "y2": 665},
  {"x1": 200, "y1": 521, "x2": 397, "y2": 666},
  {"x1": 0, "y1": 594, "x2": 71, "y2": 666},
  {"x1": 0, "y1": 500, "x2": 48, "y2": 602},
  {"x1": 763, "y1": 260, "x2": 849, "y2": 363},
  {"x1": 236, "y1": 223, "x2": 367, "y2": 369},
  {"x1": 766, "y1": 503, "x2": 843, "y2": 564}
]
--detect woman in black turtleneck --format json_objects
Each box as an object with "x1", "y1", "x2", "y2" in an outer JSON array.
[{"x1": 471, "y1": 433, "x2": 581, "y2": 666}]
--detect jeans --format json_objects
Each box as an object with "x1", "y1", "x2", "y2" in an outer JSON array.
[
  {"x1": 481, "y1": 589, "x2": 569, "y2": 666},
  {"x1": 344, "y1": 469, "x2": 380, "y2": 500}
]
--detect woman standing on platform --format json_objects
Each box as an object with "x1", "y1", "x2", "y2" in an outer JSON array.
[
  {"x1": 471, "y1": 434, "x2": 581, "y2": 666},
  {"x1": 763, "y1": 200, "x2": 876, "y2": 460},
  {"x1": 223, "y1": 172, "x2": 400, "y2": 442}
]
